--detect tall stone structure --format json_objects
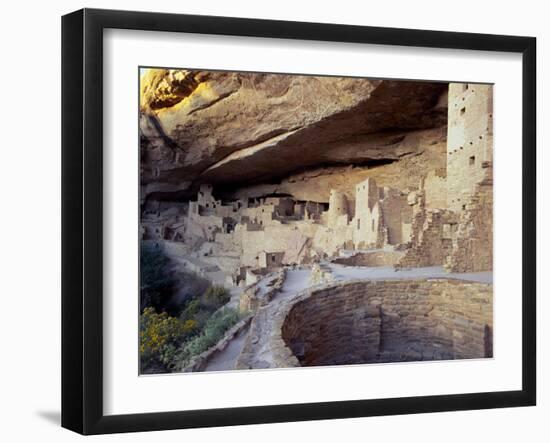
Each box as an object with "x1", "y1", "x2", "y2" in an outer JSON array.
[
  {"x1": 327, "y1": 190, "x2": 349, "y2": 228},
  {"x1": 353, "y1": 178, "x2": 384, "y2": 249},
  {"x1": 398, "y1": 82, "x2": 494, "y2": 272},
  {"x1": 444, "y1": 83, "x2": 494, "y2": 272},
  {"x1": 446, "y1": 83, "x2": 493, "y2": 212}
]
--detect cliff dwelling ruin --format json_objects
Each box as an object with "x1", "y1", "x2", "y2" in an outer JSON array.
[{"x1": 138, "y1": 68, "x2": 493, "y2": 374}]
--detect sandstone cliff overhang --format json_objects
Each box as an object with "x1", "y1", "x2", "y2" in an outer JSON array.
[{"x1": 140, "y1": 69, "x2": 448, "y2": 202}]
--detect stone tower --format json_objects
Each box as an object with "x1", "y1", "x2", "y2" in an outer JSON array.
[
  {"x1": 353, "y1": 178, "x2": 384, "y2": 249},
  {"x1": 446, "y1": 83, "x2": 493, "y2": 212},
  {"x1": 327, "y1": 190, "x2": 349, "y2": 228}
]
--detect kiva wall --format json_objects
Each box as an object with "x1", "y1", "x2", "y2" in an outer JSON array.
[
  {"x1": 332, "y1": 250, "x2": 404, "y2": 267},
  {"x1": 276, "y1": 279, "x2": 492, "y2": 367}
]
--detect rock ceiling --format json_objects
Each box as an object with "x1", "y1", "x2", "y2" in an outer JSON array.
[{"x1": 140, "y1": 69, "x2": 448, "y2": 203}]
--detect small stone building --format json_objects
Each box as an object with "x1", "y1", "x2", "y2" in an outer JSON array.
[
  {"x1": 258, "y1": 251, "x2": 285, "y2": 269},
  {"x1": 352, "y1": 178, "x2": 411, "y2": 249}
]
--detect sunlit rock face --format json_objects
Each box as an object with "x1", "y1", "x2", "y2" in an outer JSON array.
[{"x1": 140, "y1": 69, "x2": 448, "y2": 204}]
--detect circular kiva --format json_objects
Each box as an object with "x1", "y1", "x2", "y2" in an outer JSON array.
[{"x1": 276, "y1": 279, "x2": 492, "y2": 367}]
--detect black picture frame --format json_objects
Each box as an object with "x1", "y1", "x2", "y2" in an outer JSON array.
[{"x1": 62, "y1": 8, "x2": 537, "y2": 435}]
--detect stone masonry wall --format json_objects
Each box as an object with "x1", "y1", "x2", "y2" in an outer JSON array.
[
  {"x1": 332, "y1": 250, "x2": 405, "y2": 267},
  {"x1": 423, "y1": 168, "x2": 447, "y2": 209},
  {"x1": 353, "y1": 178, "x2": 385, "y2": 249},
  {"x1": 239, "y1": 269, "x2": 286, "y2": 314},
  {"x1": 275, "y1": 279, "x2": 492, "y2": 367},
  {"x1": 447, "y1": 83, "x2": 493, "y2": 212},
  {"x1": 182, "y1": 315, "x2": 253, "y2": 372},
  {"x1": 394, "y1": 83, "x2": 493, "y2": 271},
  {"x1": 379, "y1": 187, "x2": 410, "y2": 245},
  {"x1": 397, "y1": 208, "x2": 457, "y2": 268},
  {"x1": 445, "y1": 179, "x2": 493, "y2": 272}
]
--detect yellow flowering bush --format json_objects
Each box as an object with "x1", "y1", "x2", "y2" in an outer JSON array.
[
  {"x1": 182, "y1": 319, "x2": 198, "y2": 332},
  {"x1": 139, "y1": 283, "x2": 237, "y2": 373},
  {"x1": 139, "y1": 307, "x2": 198, "y2": 370}
]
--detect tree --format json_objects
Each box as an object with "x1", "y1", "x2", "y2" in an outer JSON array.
[{"x1": 140, "y1": 243, "x2": 176, "y2": 312}]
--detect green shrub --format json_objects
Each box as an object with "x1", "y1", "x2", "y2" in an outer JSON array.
[
  {"x1": 179, "y1": 298, "x2": 213, "y2": 331},
  {"x1": 202, "y1": 285, "x2": 230, "y2": 308},
  {"x1": 173, "y1": 308, "x2": 241, "y2": 370},
  {"x1": 179, "y1": 299, "x2": 200, "y2": 321}
]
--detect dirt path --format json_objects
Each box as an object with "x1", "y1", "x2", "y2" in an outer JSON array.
[
  {"x1": 326, "y1": 263, "x2": 493, "y2": 284},
  {"x1": 202, "y1": 324, "x2": 251, "y2": 372},
  {"x1": 200, "y1": 272, "x2": 289, "y2": 372},
  {"x1": 236, "y1": 269, "x2": 312, "y2": 369}
]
